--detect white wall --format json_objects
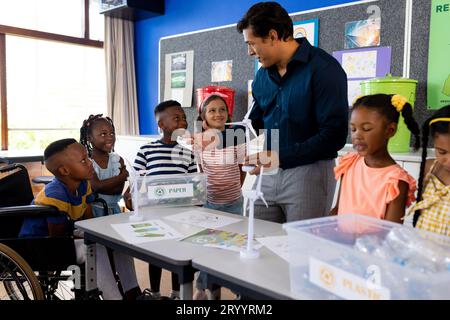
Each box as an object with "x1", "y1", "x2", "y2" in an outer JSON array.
[{"x1": 115, "y1": 135, "x2": 160, "y2": 172}]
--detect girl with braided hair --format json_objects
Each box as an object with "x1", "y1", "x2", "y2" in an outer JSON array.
[
  {"x1": 79, "y1": 115, "x2": 150, "y2": 300},
  {"x1": 406, "y1": 105, "x2": 450, "y2": 236},
  {"x1": 331, "y1": 94, "x2": 420, "y2": 224},
  {"x1": 80, "y1": 114, "x2": 129, "y2": 217}
]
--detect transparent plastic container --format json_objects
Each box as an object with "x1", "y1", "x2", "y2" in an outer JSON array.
[
  {"x1": 283, "y1": 214, "x2": 450, "y2": 300},
  {"x1": 132, "y1": 172, "x2": 207, "y2": 209}
]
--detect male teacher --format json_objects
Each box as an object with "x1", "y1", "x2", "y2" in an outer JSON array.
[{"x1": 238, "y1": 2, "x2": 349, "y2": 223}]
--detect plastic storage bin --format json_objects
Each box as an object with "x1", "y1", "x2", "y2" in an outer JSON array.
[
  {"x1": 283, "y1": 214, "x2": 450, "y2": 300},
  {"x1": 360, "y1": 74, "x2": 418, "y2": 153},
  {"x1": 132, "y1": 172, "x2": 207, "y2": 209}
]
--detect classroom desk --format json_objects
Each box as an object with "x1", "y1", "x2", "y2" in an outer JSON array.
[
  {"x1": 192, "y1": 233, "x2": 305, "y2": 300},
  {"x1": 75, "y1": 206, "x2": 206, "y2": 299},
  {"x1": 75, "y1": 205, "x2": 292, "y2": 300}
]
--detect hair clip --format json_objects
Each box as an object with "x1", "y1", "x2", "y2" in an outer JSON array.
[{"x1": 391, "y1": 95, "x2": 407, "y2": 112}]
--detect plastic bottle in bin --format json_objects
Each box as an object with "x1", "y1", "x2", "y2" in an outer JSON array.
[{"x1": 196, "y1": 86, "x2": 235, "y2": 117}]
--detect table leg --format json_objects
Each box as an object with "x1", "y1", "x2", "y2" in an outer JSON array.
[
  {"x1": 180, "y1": 282, "x2": 193, "y2": 300},
  {"x1": 85, "y1": 243, "x2": 97, "y2": 292}
]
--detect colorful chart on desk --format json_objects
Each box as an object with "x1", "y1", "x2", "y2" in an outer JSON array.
[
  {"x1": 180, "y1": 228, "x2": 261, "y2": 252},
  {"x1": 111, "y1": 219, "x2": 183, "y2": 244}
]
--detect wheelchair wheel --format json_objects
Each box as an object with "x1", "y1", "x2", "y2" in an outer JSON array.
[
  {"x1": 0, "y1": 243, "x2": 44, "y2": 300},
  {"x1": 38, "y1": 270, "x2": 76, "y2": 300}
]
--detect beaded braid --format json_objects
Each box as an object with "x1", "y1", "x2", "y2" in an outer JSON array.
[
  {"x1": 80, "y1": 114, "x2": 115, "y2": 156},
  {"x1": 400, "y1": 101, "x2": 421, "y2": 150},
  {"x1": 413, "y1": 118, "x2": 431, "y2": 227}
]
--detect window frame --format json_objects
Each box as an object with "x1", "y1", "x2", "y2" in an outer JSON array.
[{"x1": 0, "y1": 0, "x2": 104, "y2": 150}]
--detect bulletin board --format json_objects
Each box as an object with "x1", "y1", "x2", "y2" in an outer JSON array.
[{"x1": 159, "y1": 0, "x2": 433, "y2": 142}]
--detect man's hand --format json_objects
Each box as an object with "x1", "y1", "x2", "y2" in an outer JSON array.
[{"x1": 244, "y1": 150, "x2": 279, "y2": 175}]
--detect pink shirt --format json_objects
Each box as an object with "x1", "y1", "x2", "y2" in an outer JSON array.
[
  {"x1": 198, "y1": 144, "x2": 246, "y2": 204},
  {"x1": 335, "y1": 152, "x2": 416, "y2": 220}
]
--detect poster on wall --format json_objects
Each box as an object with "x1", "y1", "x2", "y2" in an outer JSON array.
[
  {"x1": 164, "y1": 50, "x2": 194, "y2": 107},
  {"x1": 333, "y1": 46, "x2": 391, "y2": 106},
  {"x1": 344, "y1": 18, "x2": 381, "y2": 49},
  {"x1": 427, "y1": 0, "x2": 450, "y2": 109},
  {"x1": 211, "y1": 60, "x2": 233, "y2": 82},
  {"x1": 293, "y1": 18, "x2": 319, "y2": 46}
]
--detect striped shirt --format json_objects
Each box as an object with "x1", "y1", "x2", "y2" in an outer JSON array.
[
  {"x1": 19, "y1": 179, "x2": 96, "y2": 237},
  {"x1": 133, "y1": 140, "x2": 197, "y2": 175},
  {"x1": 195, "y1": 126, "x2": 246, "y2": 205},
  {"x1": 199, "y1": 143, "x2": 246, "y2": 204}
]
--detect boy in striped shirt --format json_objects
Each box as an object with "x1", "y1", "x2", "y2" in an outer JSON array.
[
  {"x1": 133, "y1": 100, "x2": 197, "y2": 300},
  {"x1": 133, "y1": 100, "x2": 197, "y2": 175}
]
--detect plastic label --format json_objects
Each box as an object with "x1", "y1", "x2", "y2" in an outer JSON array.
[
  {"x1": 309, "y1": 257, "x2": 391, "y2": 300},
  {"x1": 147, "y1": 183, "x2": 194, "y2": 200}
]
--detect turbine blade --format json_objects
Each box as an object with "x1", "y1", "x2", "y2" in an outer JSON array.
[
  {"x1": 225, "y1": 122, "x2": 243, "y2": 126},
  {"x1": 243, "y1": 101, "x2": 255, "y2": 120},
  {"x1": 260, "y1": 195, "x2": 269, "y2": 208}
]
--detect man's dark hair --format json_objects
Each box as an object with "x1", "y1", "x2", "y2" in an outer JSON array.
[
  {"x1": 154, "y1": 100, "x2": 182, "y2": 118},
  {"x1": 237, "y1": 2, "x2": 293, "y2": 41},
  {"x1": 44, "y1": 138, "x2": 77, "y2": 161}
]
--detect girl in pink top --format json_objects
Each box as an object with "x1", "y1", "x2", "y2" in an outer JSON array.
[
  {"x1": 192, "y1": 93, "x2": 246, "y2": 300},
  {"x1": 332, "y1": 94, "x2": 420, "y2": 223}
]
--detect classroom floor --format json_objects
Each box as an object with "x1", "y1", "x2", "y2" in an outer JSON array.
[
  {"x1": 0, "y1": 259, "x2": 235, "y2": 300},
  {"x1": 134, "y1": 258, "x2": 235, "y2": 300}
]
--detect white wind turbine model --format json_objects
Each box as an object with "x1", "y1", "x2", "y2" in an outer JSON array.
[
  {"x1": 240, "y1": 166, "x2": 268, "y2": 259},
  {"x1": 225, "y1": 103, "x2": 258, "y2": 172},
  {"x1": 125, "y1": 159, "x2": 145, "y2": 222}
]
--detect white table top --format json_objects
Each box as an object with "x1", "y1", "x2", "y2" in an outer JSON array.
[
  {"x1": 75, "y1": 206, "x2": 284, "y2": 266},
  {"x1": 75, "y1": 205, "x2": 300, "y2": 299},
  {"x1": 192, "y1": 243, "x2": 303, "y2": 300}
]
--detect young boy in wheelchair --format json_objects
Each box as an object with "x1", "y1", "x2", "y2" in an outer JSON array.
[{"x1": 19, "y1": 138, "x2": 148, "y2": 300}]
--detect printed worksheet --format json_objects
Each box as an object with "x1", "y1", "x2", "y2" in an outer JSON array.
[
  {"x1": 180, "y1": 228, "x2": 261, "y2": 253},
  {"x1": 111, "y1": 219, "x2": 183, "y2": 244},
  {"x1": 165, "y1": 210, "x2": 241, "y2": 229},
  {"x1": 256, "y1": 235, "x2": 291, "y2": 262}
]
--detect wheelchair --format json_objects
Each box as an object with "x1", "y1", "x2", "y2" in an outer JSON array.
[{"x1": 0, "y1": 162, "x2": 107, "y2": 300}]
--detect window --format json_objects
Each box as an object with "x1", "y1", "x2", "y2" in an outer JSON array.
[
  {"x1": 6, "y1": 36, "x2": 106, "y2": 150},
  {"x1": 0, "y1": 0, "x2": 84, "y2": 37},
  {"x1": 0, "y1": 0, "x2": 105, "y2": 150},
  {"x1": 90, "y1": 0, "x2": 105, "y2": 41}
]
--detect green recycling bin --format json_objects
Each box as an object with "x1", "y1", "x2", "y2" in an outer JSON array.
[{"x1": 360, "y1": 74, "x2": 418, "y2": 153}]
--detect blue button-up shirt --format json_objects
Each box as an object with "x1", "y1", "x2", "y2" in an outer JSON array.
[{"x1": 250, "y1": 38, "x2": 348, "y2": 169}]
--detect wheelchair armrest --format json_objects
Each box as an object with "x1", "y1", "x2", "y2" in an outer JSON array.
[
  {"x1": 91, "y1": 195, "x2": 109, "y2": 216},
  {"x1": 0, "y1": 204, "x2": 61, "y2": 218}
]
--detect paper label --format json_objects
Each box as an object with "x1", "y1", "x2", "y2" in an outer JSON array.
[
  {"x1": 309, "y1": 257, "x2": 390, "y2": 300},
  {"x1": 147, "y1": 183, "x2": 194, "y2": 199}
]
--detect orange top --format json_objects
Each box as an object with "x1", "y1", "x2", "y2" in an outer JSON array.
[{"x1": 335, "y1": 152, "x2": 416, "y2": 220}]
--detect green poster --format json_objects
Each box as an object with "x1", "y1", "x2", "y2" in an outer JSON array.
[{"x1": 427, "y1": 0, "x2": 450, "y2": 109}]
